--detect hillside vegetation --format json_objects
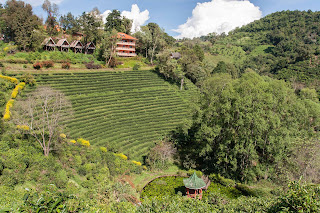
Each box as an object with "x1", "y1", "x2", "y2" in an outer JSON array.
[{"x1": 24, "y1": 70, "x2": 197, "y2": 160}]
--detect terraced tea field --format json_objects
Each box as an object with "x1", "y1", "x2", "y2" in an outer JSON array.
[{"x1": 29, "y1": 70, "x2": 196, "y2": 160}]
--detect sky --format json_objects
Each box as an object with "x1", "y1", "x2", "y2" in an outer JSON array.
[{"x1": 2, "y1": 0, "x2": 320, "y2": 38}]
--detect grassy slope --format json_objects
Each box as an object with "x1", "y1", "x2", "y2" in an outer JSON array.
[{"x1": 27, "y1": 70, "x2": 197, "y2": 161}]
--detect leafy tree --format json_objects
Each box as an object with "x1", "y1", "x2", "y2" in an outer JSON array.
[
  {"x1": 101, "y1": 29, "x2": 119, "y2": 66},
  {"x1": 174, "y1": 72, "x2": 320, "y2": 181},
  {"x1": 59, "y1": 12, "x2": 79, "y2": 34},
  {"x1": 104, "y1": 9, "x2": 132, "y2": 34},
  {"x1": 0, "y1": 0, "x2": 41, "y2": 50},
  {"x1": 78, "y1": 8, "x2": 103, "y2": 44},
  {"x1": 42, "y1": 0, "x2": 59, "y2": 36}
]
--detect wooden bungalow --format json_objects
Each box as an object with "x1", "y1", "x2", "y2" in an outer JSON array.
[
  {"x1": 70, "y1": 40, "x2": 83, "y2": 53},
  {"x1": 41, "y1": 37, "x2": 56, "y2": 51},
  {"x1": 56, "y1": 39, "x2": 70, "y2": 52},
  {"x1": 85, "y1": 42, "x2": 96, "y2": 54},
  {"x1": 183, "y1": 172, "x2": 206, "y2": 200}
]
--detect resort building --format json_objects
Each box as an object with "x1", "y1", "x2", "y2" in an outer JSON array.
[{"x1": 116, "y1": 32, "x2": 137, "y2": 57}]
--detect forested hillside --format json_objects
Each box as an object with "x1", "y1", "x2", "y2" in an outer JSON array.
[{"x1": 204, "y1": 11, "x2": 320, "y2": 90}]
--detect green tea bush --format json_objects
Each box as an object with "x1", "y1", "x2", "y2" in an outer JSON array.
[{"x1": 133, "y1": 63, "x2": 141, "y2": 70}]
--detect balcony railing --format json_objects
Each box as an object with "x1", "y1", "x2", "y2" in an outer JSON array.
[
  {"x1": 117, "y1": 52, "x2": 137, "y2": 57},
  {"x1": 116, "y1": 47, "x2": 135, "y2": 51},
  {"x1": 116, "y1": 41, "x2": 136, "y2": 46}
]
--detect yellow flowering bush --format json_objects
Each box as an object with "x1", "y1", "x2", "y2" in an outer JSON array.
[
  {"x1": 70, "y1": 139, "x2": 76, "y2": 144},
  {"x1": 11, "y1": 82, "x2": 25, "y2": 99},
  {"x1": 60, "y1": 133, "x2": 67, "y2": 139},
  {"x1": 16, "y1": 125, "x2": 30, "y2": 131},
  {"x1": 77, "y1": 138, "x2": 90, "y2": 147},
  {"x1": 114, "y1": 153, "x2": 128, "y2": 160},
  {"x1": 143, "y1": 166, "x2": 147, "y2": 170},
  {"x1": 0, "y1": 75, "x2": 18, "y2": 84},
  {"x1": 100, "y1": 147, "x2": 107, "y2": 152},
  {"x1": 132, "y1": 160, "x2": 142, "y2": 166},
  {"x1": 3, "y1": 99, "x2": 14, "y2": 121}
]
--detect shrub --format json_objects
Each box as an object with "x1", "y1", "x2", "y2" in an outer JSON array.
[
  {"x1": 21, "y1": 74, "x2": 36, "y2": 86},
  {"x1": 85, "y1": 61, "x2": 101, "y2": 69},
  {"x1": 114, "y1": 153, "x2": 128, "y2": 160},
  {"x1": 33, "y1": 62, "x2": 42, "y2": 70},
  {"x1": 11, "y1": 82, "x2": 25, "y2": 99},
  {"x1": 77, "y1": 138, "x2": 90, "y2": 147},
  {"x1": 0, "y1": 75, "x2": 18, "y2": 84},
  {"x1": 41, "y1": 60, "x2": 54, "y2": 68},
  {"x1": 60, "y1": 133, "x2": 67, "y2": 139},
  {"x1": 16, "y1": 125, "x2": 30, "y2": 131},
  {"x1": 3, "y1": 99, "x2": 14, "y2": 121},
  {"x1": 132, "y1": 160, "x2": 142, "y2": 166},
  {"x1": 69, "y1": 140, "x2": 76, "y2": 144},
  {"x1": 61, "y1": 62, "x2": 71, "y2": 69},
  {"x1": 133, "y1": 63, "x2": 141, "y2": 70},
  {"x1": 100, "y1": 147, "x2": 107, "y2": 152}
]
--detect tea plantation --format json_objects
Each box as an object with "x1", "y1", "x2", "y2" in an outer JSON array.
[{"x1": 28, "y1": 70, "x2": 196, "y2": 160}]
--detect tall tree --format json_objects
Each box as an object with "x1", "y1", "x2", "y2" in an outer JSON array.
[
  {"x1": 60, "y1": 12, "x2": 79, "y2": 34},
  {"x1": 79, "y1": 8, "x2": 103, "y2": 44},
  {"x1": 101, "y1": 29, "x2": 119, "y2": 66},
  {"x1": 42, "y1": 0, "x2": 59, "y2": 35},
  {"x1": 0, "y1": 0, "x2": 41, "y2": 50},
  {"x1": 15, "y1": 87, "x2": 72, "y2": 156},
  {"x1": 104, "y1": 9, "x2": 132, "y2": 34}
]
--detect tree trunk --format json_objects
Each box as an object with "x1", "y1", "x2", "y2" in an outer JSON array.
[{"x1": 180, "y1": 77, "x2": 184, "y2": 90}]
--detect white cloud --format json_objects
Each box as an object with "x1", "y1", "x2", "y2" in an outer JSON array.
[
  {"x1": 101, "y1": 10, "x2": 111, "y2": 24},
  {"x1": 0, "y1": 0, "x2": 65, "y2": 7},
  {"x1": 121, "y1": 4, "x2": 150, "y2": 33},
  {"x1": 174, "y1": 0, "x2": 262, "y2": 39}
]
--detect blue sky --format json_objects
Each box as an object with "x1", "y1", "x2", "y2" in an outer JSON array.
[{"x1": 18, "y1": 0, "x2": 320, "y2": 37}]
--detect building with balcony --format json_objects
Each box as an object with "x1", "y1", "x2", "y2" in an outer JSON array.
[{"x1": 116, "y1": 32, "x2": 137, "y2": 57}]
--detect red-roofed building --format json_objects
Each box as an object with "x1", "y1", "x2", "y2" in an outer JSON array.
[{"x1": 116, "y1": 32, "x2": 137, "y2": 57}]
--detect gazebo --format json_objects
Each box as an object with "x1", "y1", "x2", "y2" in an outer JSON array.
[{"x1": 183, "y1": 172, "x2": 206, "y2": 200}]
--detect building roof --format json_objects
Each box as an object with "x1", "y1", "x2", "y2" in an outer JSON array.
[
  {"x1": 170, "y1": 52, "x2": 181, "y2": 59},
  {"x1": 70, "y1": 40, "x2": 83, "y2": 48},
  {"x1": 41, "y1": 37, "x2": 55, "y2": 46},
  {"x1": 85, "y1": 42, "x2": 96, "y2": 49},
  {"x1": 56, "y1": 39, "x2": 70, "y2": 47},
  {"x1": 183, "y1": 172, "x2": 206, "y2": 190},
  {"x1": 117, "y1": 32, "x2": 137, "y2": 40}
]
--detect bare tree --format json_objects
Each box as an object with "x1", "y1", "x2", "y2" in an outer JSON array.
[
  {"x1": 15, "y1": 87, "x2": 71, "y2": 156},
  {"x1": 146, "y1": 139, "x2": 177, "y2": 169}
]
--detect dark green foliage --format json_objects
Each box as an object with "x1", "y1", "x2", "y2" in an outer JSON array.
[
  {"x1": 85, "y1": 61, "x2": 101, "y2": 69},
  {"x1": 0, "y1": 0, "x2": 41, "y2": 50},
  {"x1": 174, "y1": 72, "x2": 320, "y2": 182},
  {"x1": 104, "y1": 9, "x2": 132, "y2": 35},
  {"x1": 21, "y1": 73, "x2": 36, "y2": 86},
  {"x1": 269, "y1": 180, "x2": 320, "y2": 212},
  {"x1": 133, "y1": 63, "x2": 141, "y2": 71}
]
